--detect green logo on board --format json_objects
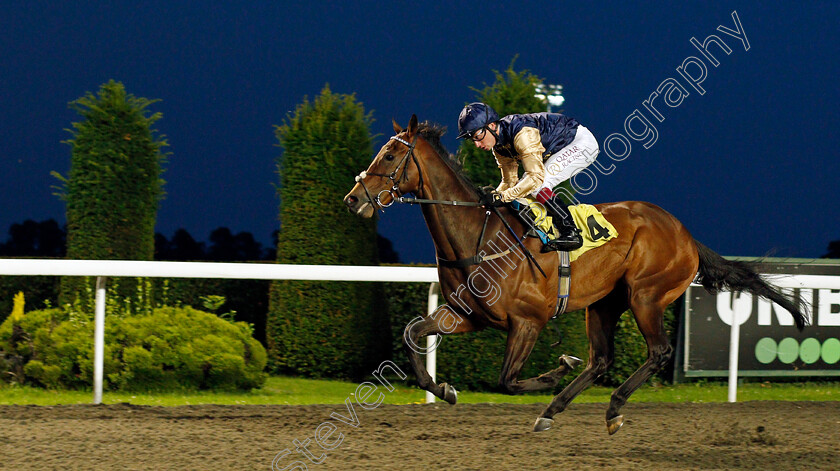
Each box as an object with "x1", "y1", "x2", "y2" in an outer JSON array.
[{"x1": 755, "y1": 337, "x2": 840, "y2": 365}]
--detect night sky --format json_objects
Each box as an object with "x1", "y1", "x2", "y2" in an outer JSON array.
[{"x1": 2, "y1": 1, "x2": 838, "y2": 263}]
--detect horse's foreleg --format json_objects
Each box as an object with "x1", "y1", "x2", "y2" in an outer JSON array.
[
  {"x1": 498, "y1": 317, "x2": 580, "y2": 394},
  {"x1": 402, "y1": 314, "x2": 477, "y2": 404}
]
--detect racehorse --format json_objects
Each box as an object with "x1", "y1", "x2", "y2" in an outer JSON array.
[{"x1": 343, "y1": 115, "x2": 808, "y2": 434}]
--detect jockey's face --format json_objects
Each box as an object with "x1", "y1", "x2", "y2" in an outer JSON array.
[{"x1": 470, "y1": 122, "x2": 497, "y2": 151}]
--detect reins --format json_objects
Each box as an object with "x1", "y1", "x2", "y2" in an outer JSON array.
[
  {"x1": 394, "y1": 196, "x2": 482, "y2": 207},
  {"x1": 395, "y1": 195, "x2": 528, "y2": 271},
  {"x1": 436, "y1": 208, "x2": 524, "y2": 268}
]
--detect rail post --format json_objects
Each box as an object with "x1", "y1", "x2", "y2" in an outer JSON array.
[
  {"x1": 93, "y1": 276, "x2": 107, "y2": 404},
  {"x1": 425, "y1": 282, "x2": 439, "y2": 404},
  {"x1": 727, "y1": 300, "x2": 741, "y2": 403}
]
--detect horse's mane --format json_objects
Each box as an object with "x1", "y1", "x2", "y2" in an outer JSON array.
[{"x1": 416, "y1": 121, "x2": 480, "y2": 197}]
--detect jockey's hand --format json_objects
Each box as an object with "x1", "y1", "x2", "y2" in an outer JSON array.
[{"x1": 479, "y1": 189, "x2": 504, "y2": 207}]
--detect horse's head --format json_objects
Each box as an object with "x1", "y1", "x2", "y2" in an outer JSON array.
[{"x1": 344, "y1": 114, "x2": 424, "y2": 218}]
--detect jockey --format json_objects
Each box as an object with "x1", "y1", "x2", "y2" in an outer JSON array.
[{"x1": 457, "y1": 102, "x2": 600, "y2": 252}]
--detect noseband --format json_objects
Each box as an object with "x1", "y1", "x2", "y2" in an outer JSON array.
[{"x1": 354, "y1": 134, "x2": 423, "y2": 213}]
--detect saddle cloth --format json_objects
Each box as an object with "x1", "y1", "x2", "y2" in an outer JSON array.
[{"x1": 511, "y1": 198, "x2": 618, "y2": 262}]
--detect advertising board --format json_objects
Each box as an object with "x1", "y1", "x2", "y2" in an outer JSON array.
[{"x1": 678, "y1": 258, "x2": 840, "y2": 377}]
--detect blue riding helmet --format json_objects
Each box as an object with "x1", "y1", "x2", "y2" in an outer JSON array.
[{"x1": 457, "y1": 102, "x2": 500, "y2": 139}]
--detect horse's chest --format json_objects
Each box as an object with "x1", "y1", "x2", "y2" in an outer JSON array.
[{"x1": 440, "y1": 278, "x2": 508, "y2": 328}]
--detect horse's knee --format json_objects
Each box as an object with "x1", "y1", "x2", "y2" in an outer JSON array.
[
  {"x1": 401, "y1": 329, "x2": 416, "y2": 349},
  {"x1": 589, "y1": 356, "x2": 611, "y2": 377},
  {"x1": 661, "y1": 343, "x2": 674, "y2": 360},
  {"x1": 650, "y1": 343, "x2": 673, "y2": 368},
  {"x1": 497, "y1": 375, "x2": 519, "y2": 394},
  {"x1": 499, "y1": 381, "x2": 514, "y2": 395},
  {"x1": 401, "y1": 331, "x2": 415, "y2": 352},
  {"x1": 402, "y1": 319, "x2": 428, "y2": 352}
]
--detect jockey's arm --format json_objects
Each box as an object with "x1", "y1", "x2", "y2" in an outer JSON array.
[
  {"x1": 498, "y1": 127, "x2": 546, "y2": 202},
  {"x1": 493, "y1": 149, "x2": 519, "y2": 193}
]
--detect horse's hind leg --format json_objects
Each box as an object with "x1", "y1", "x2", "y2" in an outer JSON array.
[
  {"x1": 604, "y1": 299, "x2": 673, "y2": 434},
  {"x1": 403, "y1": 314, "x2": 477, "y2": 404},
  {"x1": 498, "y1": 317, "x2": 580, "y2": 394},
  {"x1": 534, "y1": 291, "x2": 625, "y2": 432}
]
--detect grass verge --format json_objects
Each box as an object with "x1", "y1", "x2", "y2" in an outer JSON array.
[{"x1": 0, "y1": 377, "x2": 837, "y2": 406}]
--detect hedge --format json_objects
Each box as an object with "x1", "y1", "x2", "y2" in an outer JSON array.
[
  {"x1": 0, "y1": 306, "x2": 266, "y2": 391},
  {"x1": 267, "y1": 86, "x2": 386, "y2": 380},
  {"x1": 56, "y1": 80, "x2": 167, "y2": 310},
  {"x1": 0, "y1": 276, "x2": 268, "y2": 344},
  {"x1": 158, "y1": 278, "x2": 270, "y2": 345}
]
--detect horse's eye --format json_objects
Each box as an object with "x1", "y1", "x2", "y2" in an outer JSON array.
[{"x1": 384, "y1": 154, "x2": 395, "y2": 161}]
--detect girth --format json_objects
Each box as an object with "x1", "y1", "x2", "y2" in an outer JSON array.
[
  {"x1": 436, "y1": 221, "x2": 573, "y2": 318},
  {"x1": 436, "y1": 245, "x2": 522, "y2": 268}
]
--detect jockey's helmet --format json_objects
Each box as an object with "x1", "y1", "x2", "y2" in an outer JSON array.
[{"x1": 457, "y1": 102, "x2": 499, "y2": 139}]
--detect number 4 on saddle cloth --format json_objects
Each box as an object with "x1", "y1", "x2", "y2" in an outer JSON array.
[{"x1": 509, "y1": 198, "x2": 618, "y2": 262}]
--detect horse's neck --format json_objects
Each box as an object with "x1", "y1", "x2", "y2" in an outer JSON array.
[{"x1": 415, "y1": 158, "x2": 485, "y2": 262}]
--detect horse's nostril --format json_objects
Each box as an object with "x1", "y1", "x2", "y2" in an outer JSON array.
[{"x1": 345, "y1": 195, "x2": 358, "y2": 206}]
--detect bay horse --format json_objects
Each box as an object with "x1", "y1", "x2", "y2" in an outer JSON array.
[{"x1": 343, "y1": 115, "x2": 807, "y2": 434}]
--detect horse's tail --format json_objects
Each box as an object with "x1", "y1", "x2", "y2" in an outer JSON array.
[{"x1": 694, "y1": 240, "x2": 808, "y2": 330}]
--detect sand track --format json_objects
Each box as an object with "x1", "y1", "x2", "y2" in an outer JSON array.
[{"x1": 1, "y1": 401, "x2": 838, "y2": 470}]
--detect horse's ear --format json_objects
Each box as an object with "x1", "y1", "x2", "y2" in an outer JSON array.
[
  {"x1": 407, "y1": 114, "x2": 418, "y2": 137},
  {"x1": 392, "y1": 118, "x2": 403, "y2": 134}
]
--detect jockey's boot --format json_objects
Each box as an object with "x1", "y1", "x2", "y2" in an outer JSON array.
[{"x1": 540, "y1": 195, "x2": 583, "y2": 253}]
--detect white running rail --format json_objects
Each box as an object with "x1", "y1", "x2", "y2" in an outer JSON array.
[{"x1": 0, "y1": 259, "x2": 440, "y2": 404}]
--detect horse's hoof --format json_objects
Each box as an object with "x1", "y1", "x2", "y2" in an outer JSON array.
[
  {"x1": 441, "y1": 383, "x2": 457, "y2": 404},
  {"x1": 533, "y1": 417, "x2": 554, "y2": 432},
  {"x1": 606, "y1": 415, "x2": 624, "y2": 435},
  {"x1": 560, "y1": 354, "x2": 582, "y2": 370}
]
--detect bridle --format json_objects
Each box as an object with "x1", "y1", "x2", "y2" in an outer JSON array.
[{"x1": 354, "y1": 134, "x2": 423, "y2": 213}]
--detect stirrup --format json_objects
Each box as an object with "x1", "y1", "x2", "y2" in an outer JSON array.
[{"x1": 540, "y1": 235, "x2": 583, "y2": 253}]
